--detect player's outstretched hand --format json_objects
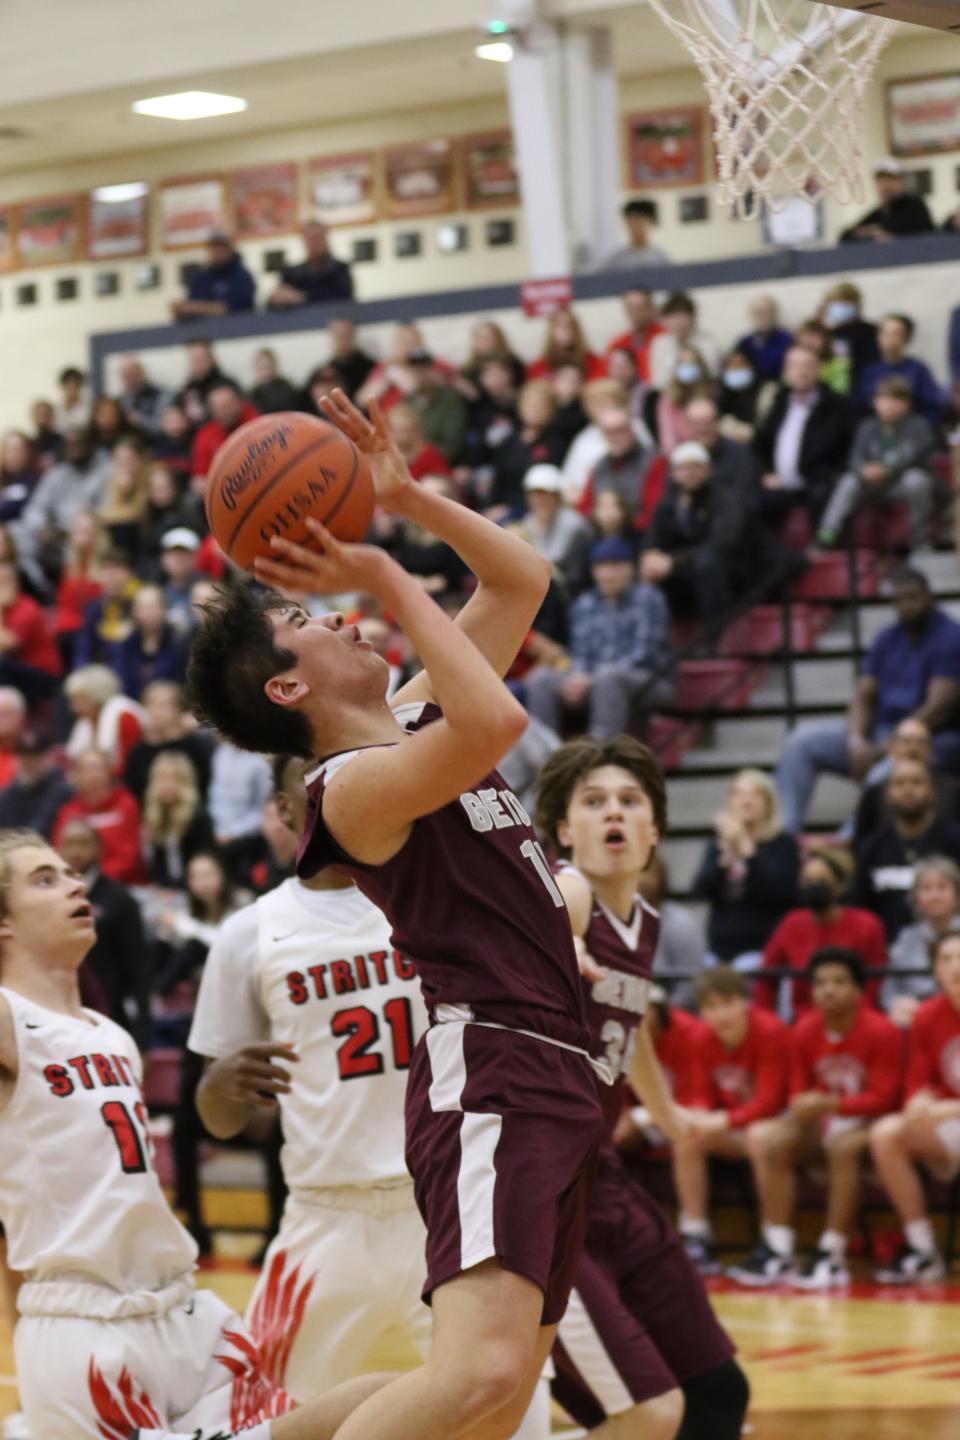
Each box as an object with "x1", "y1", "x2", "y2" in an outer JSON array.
[
  {"x1": 254, "y1": 517, "x2": 392, "y2": 597},
  {"x1": 204, "y1": 1042, "x2": 300, "y2": 1111},
  {"x1": 319, "y1": 390, "x2": 415, "y2": 512}
]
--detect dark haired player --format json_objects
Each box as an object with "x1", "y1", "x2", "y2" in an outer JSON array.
[
  {"x1": 535, "y1": 738, "x2": 749, "y2": 1440},
  {"x1": 175, "y1": 391, "x2": 605, "y2": 1440}
]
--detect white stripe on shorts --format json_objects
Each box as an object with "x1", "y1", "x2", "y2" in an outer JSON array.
[
  {"x1": 558, "y1": 1286, "x2": 635, "y2": 1418},
  {"x1": 426, "y1": 1021, "x2": 467, "y2": 1111},
  {"x1": 425, "y1": 1022, "x2": 501, "y2": 1271}
]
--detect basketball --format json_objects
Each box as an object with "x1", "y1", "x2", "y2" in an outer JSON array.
[{"x1": 205, "y1": 411, "x2": 375, "y2": 571}]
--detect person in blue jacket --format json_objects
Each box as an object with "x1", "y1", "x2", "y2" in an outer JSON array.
[{"x1": 171, "y1": 231, "x2": 255, "y2": 321}]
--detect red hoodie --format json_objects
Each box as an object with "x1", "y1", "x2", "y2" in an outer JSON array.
[
  {"x1": 791, "y1": 1003, "x2": 903, "y2": 1118},
  {"x1": 690, "y1": 1007, "x2": 791, "y2": 1128},
  {"x1": 53, "y1": 786, "x2": 145, "y2": 885}
]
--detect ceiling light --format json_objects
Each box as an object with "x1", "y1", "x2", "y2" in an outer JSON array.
[
  {"x1": 475, "y1": 41, "x2": 514, "y2": 61},
  {"x1": 92, "y1": 182, "x2": 148, "y2": 203},
  {"x1": 132, "y1": 91, "x2": 247, "y2": 121}
]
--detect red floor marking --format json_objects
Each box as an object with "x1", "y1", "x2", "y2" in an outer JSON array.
[
  {"x1": 931, "y1": 1370, "x2": 960, "y2": 1380},
  {"x1": 848, "y1": 1352, "x2": 960, "y2": 1376},
  {"x1": 748, "y1": 1345, "x2": 825, "y2": 1362}
]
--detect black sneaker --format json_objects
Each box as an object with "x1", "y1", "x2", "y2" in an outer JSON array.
[
  {"x1": 727, "y1": 1240, "x2": 796, "y2": 1287},
  {"x1": 680, "y1": 1232, "x2": 720, "y2": 1277},
  {"x1": 792, "y1": 1248, "x2": 851, "y2": 1291},
  {"x1": 875, "y1": 1244, "x2": 946, "y2": 1286}
]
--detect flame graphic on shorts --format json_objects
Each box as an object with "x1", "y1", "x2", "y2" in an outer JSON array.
[
  {"x1": 246, "y1": 1247, "x2": 316, "y2": 1386},
  {"x1": 88, "y1": 1359, "x2": 161, "y2": 1440},
  {"x1": 215, "y1": 1325, "x2": 297, "y2": 1427}
]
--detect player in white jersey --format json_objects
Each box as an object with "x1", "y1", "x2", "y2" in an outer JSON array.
[
  {"x1": 189, "y1": 757, "x2": 552, "y2": 1439},
  {"x1": 0, "y1": 829, "x2": 388, "y2": 1440}
]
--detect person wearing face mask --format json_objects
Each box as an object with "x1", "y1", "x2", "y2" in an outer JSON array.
[
  {"x1": 655, "y1": 346, "x2": 714, "y2": 454},
  {"x1": 755, "y1": 847, "x2": 886, "y2": 1019},
  {"x1": 648, "y1": 292, "x2": 721, "y2": 393},
  {"x1": 818, "y1": 281, "x2": 879, "y2": 389},
  {"x1": 717, "y1": 347, "x2": 776, "y2": 444}
]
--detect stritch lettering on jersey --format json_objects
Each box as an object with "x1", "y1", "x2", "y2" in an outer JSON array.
[
  {"x1": 591, "y1": 969, "x2": 651, "y2": 1018},
  {"x1": 43, "y1": 1051, "x2": 139, "y2": 1098},
  {"x1": 286, "y1": 948, "x2": 416, "y2": 1007},
  {"x1": 459, "y1": 786, "x2": 532, "y2": 832}
]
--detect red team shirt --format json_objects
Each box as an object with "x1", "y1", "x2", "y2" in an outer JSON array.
[
  {"x1": 756, "y1": 907, "x2": 887, "y2": 1016},
  {"x1": 790, "y1": 1003, "x2": 903, "y2": 1117},
  {"x1": 905, "y1": 994, "x2": 960, "y2": 1101},
  {"x1": 689, "y1": 1007, "x2": 790, "y2": 1129},
  {"x1": 653, "y1": 1008, "x2": 703, "y2": 1107}
]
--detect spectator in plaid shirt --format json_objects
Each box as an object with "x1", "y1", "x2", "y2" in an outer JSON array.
[{"x1": 525, "y1": 536, "x2": 675, "y2": 739}]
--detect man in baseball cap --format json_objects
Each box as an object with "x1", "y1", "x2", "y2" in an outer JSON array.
[
  {"x1": 170, "y1": 229, "x2": 255, "y2": 321},
  {"x1": 839, "y1": 154, "x2": 935, "y2": 245}
]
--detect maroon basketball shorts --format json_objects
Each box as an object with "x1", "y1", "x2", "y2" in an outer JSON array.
[
  {"x1": 404, "y1": 1018, "x2": 604, "y2": 1325},
  {"x1": 551, "y1": 1155, "x2": 735, "y2": 1426}
]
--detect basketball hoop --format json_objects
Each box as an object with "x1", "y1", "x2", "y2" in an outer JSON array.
[{"x1": 644, "y1": 0, "x2": 898, "y2": 210}]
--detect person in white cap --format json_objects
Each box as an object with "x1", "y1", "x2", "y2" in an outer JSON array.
[
  {"x1": 510, "y1": 465, "x2": 592, "y2": 594},
  {"x1": 839, "y1": 157, "x2": 935, "y2": 244},
  {"x1": 160, "y1": 528, "x2": 201, "y2": 636}
]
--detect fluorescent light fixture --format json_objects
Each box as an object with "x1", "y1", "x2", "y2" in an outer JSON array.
[
  {"x1": 92, "y1": 182, "x2": 148, "y2": 203},
  {"x1": 132, "y1": 91, "x2": 247, "y2": 121},
  {"x1": 475, "y1": 40, "x2": 514, "y2": 61}
]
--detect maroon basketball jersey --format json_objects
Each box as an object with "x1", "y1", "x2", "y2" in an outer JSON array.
[
  {"x1": 562, "y1": 865, "x2": 660, "y2": 1132},
  {"x1": 299, "y1": 702, "x2": 588, "y2": 1045}
]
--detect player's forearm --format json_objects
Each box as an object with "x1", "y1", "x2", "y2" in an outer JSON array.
[
  {"x1": 391, "y1": 484, "x2": 551, "y2": 611},
  {"x1": 629, "y1": 1020, "x2": 681, "y2": 1133},
  {"x1": 196, "y1": 1069, "x2": 254, "y2": 1139}
]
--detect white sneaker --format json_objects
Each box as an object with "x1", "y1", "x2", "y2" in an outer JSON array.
[
  {"x1": 2, "y1": 1412, "x2": 31, "y2": 1440},
  {"x1": 875, "y1": 1244, "x2": 947, "y2": 1285},
  {"x1": 792, "y1": 1248, "x2": 851, "y2": 1290}
]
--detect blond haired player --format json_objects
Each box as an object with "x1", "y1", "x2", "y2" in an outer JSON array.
[{"x1": 0, "y1": 829, "x2": 386, "y2": 1440}]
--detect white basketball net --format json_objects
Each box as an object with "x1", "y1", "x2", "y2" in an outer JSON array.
[{"x1": 645, "y1": 0, "x2": 897, "y2": 209}]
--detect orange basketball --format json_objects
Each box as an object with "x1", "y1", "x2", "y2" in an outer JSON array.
[{"x1": 205, "y1": 412, "x2": 375, "y2": 572}]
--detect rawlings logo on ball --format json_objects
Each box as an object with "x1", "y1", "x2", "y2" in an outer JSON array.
[{"x1": 220, "y1": 424, "x2": 296, "y2": 512}]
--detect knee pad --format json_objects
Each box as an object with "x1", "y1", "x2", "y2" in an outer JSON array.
[{"x1": 677, "y1": 1359, "x2": 750, "y2": 1440}]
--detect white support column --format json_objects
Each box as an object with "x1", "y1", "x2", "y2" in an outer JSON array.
[
  {"x1": 506, "y1": 24, "x2": 570, "y2": 277},
  {"x1": 561, "y1": 25, "x2": 621, "y2": 270}
]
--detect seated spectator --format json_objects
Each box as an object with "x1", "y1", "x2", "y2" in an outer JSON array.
[
  {"x1": 0, "y1": 727, "x2": 72, "y2": 836},
  {"x1": 637, "y1": 854, "x2": 707, "y2": 1010},
  {"x1": 380, "y1": 476, "x2": 470, "y2": 602},
  {"x1": 141, "y1": 751, "x2": 215, "y2": 888},
  {"x1": 460, "y1": 319, "x2": 526, "y2": 394},
  {"x1": 577, "y1": 406, "x2": 659, "y2": 529},
  {"x1": 641, "y1": 441, "x2": 757, "y2": 622},
  {"x1": 685, "y1": 396, "x2": 760, "y2": 491},
  {"x1": 99, "y1": 439, "x2": 151, "y2": 557},
  {"x1": 527, "y1": 308, "x2": 605, "y2": 383},
  {"x1": 605, "y1": 347, "x2": 649, "y2": 428},
  {"x1": 325, "y1": 316, "x2": 375, "y2": 398},
  {"x1": 604, "y1": 288, "x2": 664, "y2": 383},
  {"x1": 649, "y1": 292, "x2": 721, "y2": 392},
  {"x1": 57, "y1": 818, "x2": 149, "y2": 1047},
  {"x1": 208, "y1": 739, "x2": 273, "y2": 881},
  {"x1": 870, "y1": 930, "x2": 960, "y2": 1285},
  {"x1": 753, "y1": 345, "x2": 855, "y2": 524},
  {"x1": 717, "y1": 348, "x2": 774, "y2": 443},
  {"x1": 858, "y1": 313, "x2": 945, "y2": 426},
  {"x1": 775, "y1": 567, "x2": 960, "y2": 832},
  {"x1": 853, "y1": 716, "x2": 960, "y2": 844},
  {"x1": 53, "y1": 747, "x2": 145, "y2": 884},
  {"x1": 123, "y1": 679, "x2": 212, "y2": 801},
  {"x1": 735, "y1": 295, "x2": 794, "y2": 382},
  {"x1": 0, "y1": 431, "x2": 38, "y2": 523},
  {"x1": 149, "y1": 403, "x2": 194, "y2": 483},
  {"x1": 839, "y1": 157, "x2": 935, "y2": 244},
  {"x1": 756, "y1": 846, "x2": 886, "y2": 1018},
  {"x1": 509, "y1": 465, "x2": 592, "y2": 596},
  {"x1": 54, "y1": 510, "x2": 104, "y2": 664},
  {"x1": 85, "y1": 395, "x2": 131, "y2": 461},
  {"x1": 884, "y1": 856, "x2": 960, "y2": 1026},
  {"x1": 0, "y1": 687, "x2": 26, "y2": 787},
  {"x1": 0, "y1": 560, "x2": 61, "y2": 703},
  {"x1": 64, "y1": 663, "x2": 144, "y2": 773},
  {"x1": 356, "y1": 321, "x2": 429, "y2": 413},
  {"x1": 526, "y1": 537, "x2": 674, "y2": 740},
  {"x1": 818, "y1": 377, "x2": 935, "y2": 549},
  {"x1": 459, "y1": 358, "x2": 519, "y2": 471},
  {"x1": 692, "y1": 769, "x2": 799, "y2": 966},
  {"x1": 115, "y1": 354, "x2": 170, "y2": 437},
  {"x1": 731, "y1": 948, "x2": 902, "y2": 1289},
  {"x1": 586, "y1": 490, "x2": 639, "y2": 567},
  {"x1": 387, "y1": 403, "x2": 452, "y2": 482},
  {"x1": 30, "y1": 398, "x2": 64, "y2": 469},
  {"x1": 406, "y1": 351, "x2": 468, "y2": 463},
  {"x1": 487, "y1": 381, "x2": 566, "y2": 519},
  {"x1": 302, "y1": 362, "x2": 342, "y2": 420},
  {"x1": 54, "y1": 365, "x2": 91, "y2": 434},
  {"x1": 819, "y1": 281, "x2": 879, "y2": 389},
  {"x1": 159, "y1": 528, "x2": 201, "y2": 635},
  {"x1": 16, "y1": 428, "x2": 111, "y2": 567},
  {"x1": 190, "y1": 383, "x2": 259, "y2": 480},
  {"x1": 141, "y1": 465, "x2": 191, "y2": 566},
  {"x1": 176, "y1": 338, "x2": 239, "y2": 428},
  {"x1": 171, "y1": 230, "x2": 255, "y2": 320},
  {"x1": 109, "y1": 584, "x2": 188, "y2": 700},
  {"x1": 0, "y1": 522, "x2": 46, "y2": 606},
  {"x1": 602, "y1": 197, "x2": 672, "y2": 270},
  {"x1": 852, "y1": 757, "x2": 960, "y2": 941},
  {"x1": 73, "y1": 549, "x2": 139, "y2": 667},
  {"x1": 249, "y1": 347, "x2": 300, "y2": 413},
  {"x1": 564, "y1": 380, "x2": 654, "y2": 506},
  {"x1": 549, "y1": 363, "x2": 589, "y2": 457},
  {"x1": 655, "y1": 346, "x2": 715, "y2": 453},
  {"x1": 268, "y1": 219, "x2": 353, "y2": 308},
  {"x1": 795, "y1": 318, "x2": 850, "y2": 395},
  {"x1": 672, "y1": 968, "x2": 790, "y2": 1276}
]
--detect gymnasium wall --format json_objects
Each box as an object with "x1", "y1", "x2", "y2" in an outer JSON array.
[{"x1": 0, "y1": 24, "x2": 957, "y2": 430}]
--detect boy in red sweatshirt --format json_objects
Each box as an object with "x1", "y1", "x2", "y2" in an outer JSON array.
[
  {"x1": 673, "y1": 967, "x2": 790, "y2": 1276},
  {"x1": 870, "y1": 929, "x2": 960, "y2": 1284},
  {"x1": 731, "y1": 947, "x2": 902, "y2": 1290}
]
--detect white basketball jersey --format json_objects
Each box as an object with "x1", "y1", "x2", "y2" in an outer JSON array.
[
  {"x1": 189, "y1": 879, "x2": 427, "y2": 1191},
  {"x1": 0, "y1": 987, "x2": 196, "y2": 1291}
]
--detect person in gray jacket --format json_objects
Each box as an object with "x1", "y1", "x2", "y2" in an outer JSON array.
[
  {"x1": 883, "y1": 855, "x2": 960, "y2": 1027},
  {"x1": 14, "y1": 428, "x2": 110, "y2": 565},
  {"x1": 818, "y1": 376, "x2": 935, "y2": 548}
]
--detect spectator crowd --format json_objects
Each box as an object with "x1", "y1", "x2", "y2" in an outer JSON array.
[{"x1": 2, "y1": 268, "x2": 960, "y2": 1282}]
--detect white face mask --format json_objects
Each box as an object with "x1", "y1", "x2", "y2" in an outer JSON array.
[
  {"x1": 826, "y1": 301, "x2": 857, "y2": 328},
  {"x1": 675, "y1": 362, "x2": 702, "y2": 385},
  {"x1": 723, "y1": 368, "x2": 754, "y2": 391}
]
